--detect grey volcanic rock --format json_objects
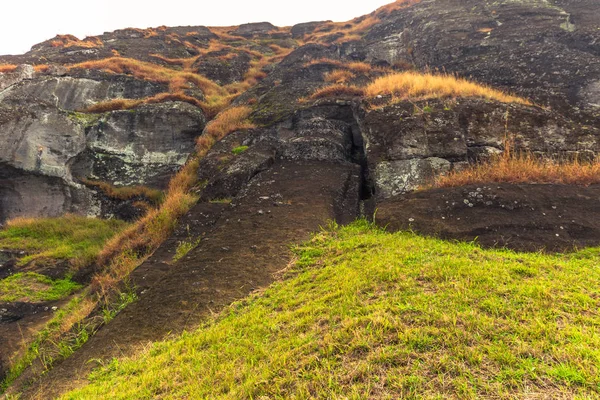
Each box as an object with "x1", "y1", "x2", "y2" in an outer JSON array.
[
  {"x1": 361, "y1": 98, "x2": 600, "y2": 197},
  {"x1": 0, "y1": 164, "x2": 94, "y2": 222},
  {"x1": 192, "y1": 51, "x2": 252, "y2": 85},
  {"x1": 73, "y1": 102, "x2": 204, "y2": 188},
  {"x1": 233, "y1": 22, "x2": 277, "y2": 37},
  {"x1": 0, "y1": 72, "x2": 205, "y2": 220},
  {"x1": 0, "y1": 64, "x2": 34, "y2": 91},
  {"x1": 0, "y1": 74, "x2": 167, "y2": 111},
  {"x1": 291, "y1": 21, "x2": 329, "y2": 39}
]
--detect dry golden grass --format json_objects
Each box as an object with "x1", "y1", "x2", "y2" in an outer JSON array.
[
  {"x1": 309, "y1": 84, "x2": 365, "y2": 100},
  {"x1": 0, "y1": 64, "x2": 17, "y2": 73},
  {"x1": 208, "y1": 26, "x2": 246, "y2": 41},
  {"x1": 73, "y1": 57, "x2": 240, "y2": 117},
  {"x1": 33, "y1": 65, "x2": 49, "y2": 73},
  {"x1": 434, "y1": 142, "x2": 600, "y2": 187},
  {"x1": 197, "y1": 106, "x2": 255, "y2": 155},
  {"x1": 304, "y1": 58, "x2": 345, "y2": 68},
  {"x1": 324, "y1": 69, "x2": 356, "y2": 84},
  {"x1": 71, "y1": 58, "x2": 224, "y2": 97},
  {"x1": 50, "y1": 34, "x2": 103, "y2": 49},
  {"x1": 73, "y1": 47, "x2": 272, "y2": 117},
  {"x1": 81, "y1": 179, "x2": 163, "y2": 204},
  {"x1": 84, "y1": 98, "x2": 143, "y2": 113},
  {"x1": 365, "y1": 71, "x2": 531, "y2": 105},
  {"x1": 347, "y1": 62, "x2": 373, "y2": 74}
]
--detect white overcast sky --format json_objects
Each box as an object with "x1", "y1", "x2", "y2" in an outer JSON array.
[{"x1": 0, "y1": 0, "x2": 393, "y2": 56}]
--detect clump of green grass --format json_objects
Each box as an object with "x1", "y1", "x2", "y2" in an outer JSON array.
[
  {"x1": 62, "y1": 221, "x2": 600, "y2": 399},
  {"x1": 0, "y1": 273, "x2": 81, "y2": 303},
  {"x1": 231, "y1": 145, "x2": 249, "y2": 155},
  {"x1": 0, "y1": 215, "x2": 128, "y2": 268},
  {"x1": 172, "y1": 238, "x2": 201, "y2": 263}
]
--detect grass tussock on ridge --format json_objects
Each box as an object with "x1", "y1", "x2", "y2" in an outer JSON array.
[
  {"x1": 196, "y1": 106, "x2": 255, "y2": 156},
  {"x1": 50, "y1": 35, "x2": 104, "y2": 49},
  {"x1": 80, "y1": 179, "x2": 164, "y2": 204},
  {"x1": 434, "y1": 142, "x2": 600, "y2": 187},
  {"x1": 0, "y1": 64, "x2": 18, "y2": 73},
  {"x1": 366, "y1": 71, "x2": 530, "y2": 105},
  {"x1": 310, "y1": 84, "x2": 365, "y2": 100},
  {"x1": 62, "y1": 221, "x2": 600, "y2": 399}
]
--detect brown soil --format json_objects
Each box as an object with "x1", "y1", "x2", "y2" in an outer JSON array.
[
  {"x1": 376, "y1": 183, "x2": 600, "y2": 252},
  {"x1": 16, "y1": 160, "x2": 361, "y2": 399},
  {"x1": 0, "y1": 302, "x2": 57, "y2": 381}
]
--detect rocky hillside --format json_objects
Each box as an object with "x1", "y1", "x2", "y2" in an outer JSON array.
[
  {"x1": 0, "y1": 0, "x2": 598, "y2": 223},
  {"x1": 1, "y1": 0, "x2": 599, "y2": 397}
]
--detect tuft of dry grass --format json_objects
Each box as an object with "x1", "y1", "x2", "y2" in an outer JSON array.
[
  {"x1": 324, "y1": 69, "x2": 356, "y2": 84},
  {"x1": 434, "y1": 141, "x2": 600, "y2": 188},
  {"x1": 365, "y1": 71, "x2": 531, "y2": 105},
  {"x1": 197, "y1": 106, "x2": 255, "y2": 156},
  {"x1": 50, "y1": 34, "x2": 103, "y2": 49},
  {"x1": 304, "y1": 58, "x2": 345, "y2": 69},
  {"x1": 0, "y1": 64, "x2": 17, "y2": 73},
  {"x1": 346, "y1": 62, "x2": 373, "y2": 74},
  {"x1": 309, "y1": 84, "x2": 365, "y2": 100},
  {"x1": 84, "y1": 98, "x2": 144, "y2": 113},
  {"x1": 80, "y1": 179, "x2": 164, "y2": 204}
]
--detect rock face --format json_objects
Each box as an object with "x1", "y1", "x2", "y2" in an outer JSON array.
[{"x1": 0, "y1": 69, "x2": 205, "y2": 221}]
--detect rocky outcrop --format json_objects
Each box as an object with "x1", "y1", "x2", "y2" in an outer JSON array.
[
  {"x1": 360, "y1": 98, "x2": 600, "y2": 197},
  {"x1": 0, "y1": 0, "x2": 599, "y2": 221},
  {"x1": 0, "y1": 73, "x2": 167, "y2": 110},
  {"x1": 72, "y1": 102, "x2": 204, "y2": 188},
  {"x1": 0, "y1": 72, "x2": 205, "y2": 221},
  {"x1": 233, "y1": 22, "x2": 277, "y2": 38},
  {"x1": 192, "y1": 51, "x2": 252, "y2": 85}
]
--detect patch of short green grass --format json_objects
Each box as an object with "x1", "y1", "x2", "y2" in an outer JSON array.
[
  {"x1": 172, "y1": 238, "x2": 201, "y2": 263},
  {"x1": 0, "y1": 215, "x2": 128, "y2": 267},
  {"x1": 0, "y1": 272, "x2": 81, "y2": 303},
  {"x1": 231, "y1": 145, "x2": 249, "y2": 155},
  {"x1": 62, "y1": 221, "x2": 600, "y2": 399}
]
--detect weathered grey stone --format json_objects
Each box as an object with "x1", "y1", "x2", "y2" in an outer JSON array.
[
  {"x1": 233, "y1": 22, "x2": 277, "y2": 37},
  {"x1": 74, "y1": 102, "x2": 205, "y2": 188},
  {"x1": 374, "y1": 158, "x2": 452, "y2": 198},
  {"x1": 0, "y1": 75, "x2": 167, "y2": 111}
]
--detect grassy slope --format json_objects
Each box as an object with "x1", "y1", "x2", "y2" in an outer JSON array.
[{"x1": 63, "y1": 221, "x2": 600, "y2": 399}]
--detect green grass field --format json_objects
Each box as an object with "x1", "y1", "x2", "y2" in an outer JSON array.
[
  {"x1": 0, "y1": 272, "x2": 81, "y2": 302},
  {"x1": 0, "y1": 215, "x2": 128, "y2": 267},
  {"x1": 62, "y1": 221, "x2": 600, "y2": 399}
]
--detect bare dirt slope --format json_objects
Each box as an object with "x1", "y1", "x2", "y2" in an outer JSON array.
[{"x1": 376, "y1": 183, "x2": 600, "y2": 253}]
